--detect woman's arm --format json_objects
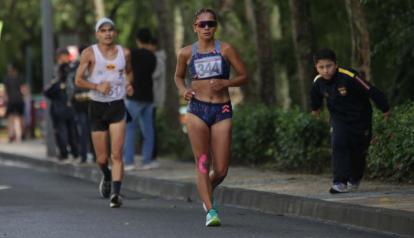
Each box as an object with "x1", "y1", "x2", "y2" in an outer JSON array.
[
  {"x1": 210, "y1": 42, "x2": 248, "y2": 92},
  {"x1": 174, "y1": 46, "x2": 194, "y2": 101}
]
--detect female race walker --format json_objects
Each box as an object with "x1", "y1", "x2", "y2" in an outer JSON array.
[{"x1": 174, "y1": 8, "x2": 248, "y2": 226}]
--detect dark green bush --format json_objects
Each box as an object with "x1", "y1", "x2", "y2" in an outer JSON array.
[
  {"x1": 157, "y1": 101, "x2": 414, "y2": 181},
  {"x1": 232, "y1": 104, "x2": 278, "y2": 165},
  {"x1": 155, "y1": 110, "x2": 193, "y2": 161},
  {"x1": 273, "y1": 109, "x2": 330, "y2": 173},
  {"x1": 367, "y1": 102, "x2": 414, "y2": 182},
  {"x1": 232, "y1": 105, "x2": 330, "y2": 173}
]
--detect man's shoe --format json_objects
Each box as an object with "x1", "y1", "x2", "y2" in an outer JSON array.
[
  {"x1": 110, "y1": 194, "x2": 123, "y2": 208},
  {"x1": 329, "y1": 183, "x2": 349, "y2": 194},
  {"x1": 99, "y1": 177, "x2": 111, "y2": 198},
  {"x1": 206, "y1": 208, "x2": 221, "y2": 227}
]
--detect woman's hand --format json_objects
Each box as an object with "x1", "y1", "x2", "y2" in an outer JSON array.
[
  {"x1": 209, "y1": 79, "x2": 229, "y2": 92},
  {"x1": 182, "y1": 88, "x2": 196, "y2": 101}
]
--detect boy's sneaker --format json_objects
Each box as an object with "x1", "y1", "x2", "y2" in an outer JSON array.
[
  {"x1": 205, "y1": 208, "x2": 221, "y2": 227},
  {"x1": 110, "y1": 194, "x2": 123, "y2": 208},
  {"x1": 348, "y1": 181, "x2": 360, "y2": 191},
  {"x1": 99, "y1": 176, "x2": 111, "y2": 198},
  {"x1": 329, "y1": 183, "x2": 349, "y2": 194}
]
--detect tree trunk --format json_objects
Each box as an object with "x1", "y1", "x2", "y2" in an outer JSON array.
[
  {"x1": 216, "y1": 0, "x2": 234, "y2": 38},
  {"x1": 240, "y1": 0, "x2": 260, "y2": 103},
  {"x1": 289, "y1": 0, "x2": 315, "y2": 110},
  {"x1": 345, "y1": 0, "x2": 371, "y2": 81},
  {"x1": 252, "y1": 0, "x2": 276, "y2": 105},
  {"x1": 154, "y1": 0, "x2": 180, "y2": 129},
  {"x1": 93, "y1": 0, "x2": 105, "y2": 19},
  {"x1": 177, "y1": 2, "x2": 194, "y2": 46}
]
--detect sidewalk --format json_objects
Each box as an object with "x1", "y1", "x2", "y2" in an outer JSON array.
[{"x1": 0, "y1": 140, "x2": 413, "y2": 236}]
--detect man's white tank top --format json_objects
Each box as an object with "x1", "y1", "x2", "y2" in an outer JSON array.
[{"x1": 89, "y1": 44, "x2": 126, "y2": 102}]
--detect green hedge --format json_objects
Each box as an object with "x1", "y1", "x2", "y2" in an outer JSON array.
[
  {"x1": 232, "y1": 105, "x2": 330, "y2": 173},
  {"x1": 155, "y1": 110, "x2": 193, "y2": 161},
  {"x1": 367, "y1": 102, "x2": 414, "y2": 182},
  {"x1": 157, "y1": 102, "x2": 414, "y2": 182}
]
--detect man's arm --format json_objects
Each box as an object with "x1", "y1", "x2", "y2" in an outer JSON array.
[
  {"x1": 75, "y1": 47, "x2": 95, "y2": 90},
  {"x1": 75, "y1": 47, "x2": 110, "y2": 95}
]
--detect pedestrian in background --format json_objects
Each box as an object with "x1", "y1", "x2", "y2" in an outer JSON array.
[
  {"x1": 310, "y1": 48, "x2": 390, "y2": 194},
  {"x1": 123, "y1": 28, "x2": 158, "y2": 171},
  {"x1": 3, "y1": 64, "x2": 25, "y2": 143},
  {"x1": 20, "y1": 83, "x2": 34, "y2": 140},
  {"x1": 70, "y1": 45, "x2": 95, "y2": 164},
  {"x1": 44, "y1": 48, "x2": 79, "y2": 161},
  {"x1": 149, "y1": 37, "x2": 167, "y2": 161}
]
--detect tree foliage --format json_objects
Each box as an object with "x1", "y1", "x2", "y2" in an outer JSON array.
[{"x1": 0, "y1": 0, "x2": 413, "y2": 108}]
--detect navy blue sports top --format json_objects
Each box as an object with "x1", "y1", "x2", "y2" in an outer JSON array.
[{"x1": 189, "y1": 40, "x2": 230, "y2": 80}]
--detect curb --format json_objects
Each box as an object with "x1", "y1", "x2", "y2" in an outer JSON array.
[{"x1": 1, "y1": 151, "x2": 413, "y2": 237}]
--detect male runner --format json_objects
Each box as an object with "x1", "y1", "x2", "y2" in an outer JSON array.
[{"x1": 75, "y1": 17, "x2": 133, "y2": 208}]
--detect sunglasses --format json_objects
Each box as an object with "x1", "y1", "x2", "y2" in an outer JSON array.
[{"x1": 195, "y1": 21, "x2": 217, "y2": 28}]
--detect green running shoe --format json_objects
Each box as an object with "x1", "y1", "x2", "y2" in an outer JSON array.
[
  {"x1": 205, "y1": 208, "x2": 221, "y2": 227},
  {"x1": 202, "y1": 197, "x2": 217, "y2": 212}
]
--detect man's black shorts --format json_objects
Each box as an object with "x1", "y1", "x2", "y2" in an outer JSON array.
[{"x1": 89, "y1": 100, "x2": 125, "y2": 131}]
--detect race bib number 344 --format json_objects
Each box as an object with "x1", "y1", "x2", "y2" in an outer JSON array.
[{"x1": 194, "y1": 56, "x2": 222, "y2": 79}]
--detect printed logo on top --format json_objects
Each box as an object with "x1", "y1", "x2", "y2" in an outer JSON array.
[
  {"x1": 337, "y1": 87, "x2": 348, "y2": 96},
  {"x1": 194, "y1": 55, "x2": 222, "y2": 79},
  {"x1": 106, "y1": 64, "x2": 116, "y2": 71}
]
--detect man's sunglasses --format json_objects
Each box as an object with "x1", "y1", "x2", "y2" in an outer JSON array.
[{"x1": 195, "y1": 21, "x2": 217, "y2": 28}]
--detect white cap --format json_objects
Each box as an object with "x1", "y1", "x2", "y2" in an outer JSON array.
[{"x1": 95, "y1": 17, "x2": 114, "y2": 32}]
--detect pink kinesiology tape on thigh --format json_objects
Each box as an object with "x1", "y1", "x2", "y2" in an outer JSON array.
[{"x1": 198, "y1": 154, "x2": 208, "y2": 174}]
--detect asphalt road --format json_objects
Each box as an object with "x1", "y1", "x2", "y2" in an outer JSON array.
[{"x1": 0, "y1": 164, "x2": 395, "y2": 238}]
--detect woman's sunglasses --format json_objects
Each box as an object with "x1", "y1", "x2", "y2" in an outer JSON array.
[{"x1": 195, "y1": 20, "x2": 217, "y2": 28}]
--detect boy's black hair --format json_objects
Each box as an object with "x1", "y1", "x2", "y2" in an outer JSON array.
[
  {"x1": 313, "y1": 48, "x2": 337, "y2": 64},
  {"x1": 135, "y1": 28, "x2": 152, "y2": 44}
]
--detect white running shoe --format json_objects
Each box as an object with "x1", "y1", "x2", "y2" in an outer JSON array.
[{"x1": 329, "y1": 183, "x2": 349, "y2": 194}]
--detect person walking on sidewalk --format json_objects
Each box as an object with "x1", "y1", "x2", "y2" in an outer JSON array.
[
  {"x1": 75, "y1": 17, "x2": 133, "y2": 208},
  {"x1": 174, "y1": 8, "x2": 247, "y2": 226},
  {"x1": 310, "y1": 49, "x2": 390, "y2": 194},
  {"x1": 149, "y1": 37, "x2": 167, "y2": 162},
  {"x1": 123, "y1": 28, "x2": 157, "y2": 171},
  {"x1": 3, "y1": 64, "x2": 25, "y2": 143},
  {"x1": 44, "y1": 49, "x2": 79, "y2": 161}
]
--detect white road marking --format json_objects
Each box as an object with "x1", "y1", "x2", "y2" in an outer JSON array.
[{"x1": 0, "y1": 185, "x2": 11, "y2": 190}]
